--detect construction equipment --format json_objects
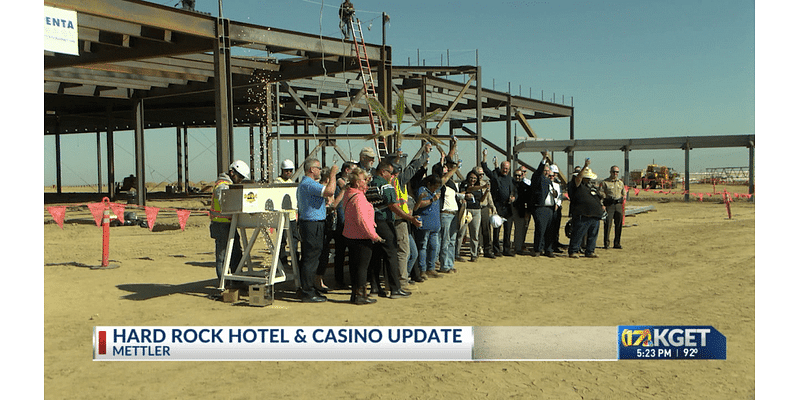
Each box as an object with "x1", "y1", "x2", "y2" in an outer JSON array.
[
  {"x1": 350, "y1": 18, "x2": 388, "y2": 160},
  {"x1": 637, "y1": 164, "x2": 680, "y2": 189}
]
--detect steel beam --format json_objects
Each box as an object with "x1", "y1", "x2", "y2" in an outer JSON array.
[
  {"x1": 106, "y1": 106, "x2": 116, "y2": 200},
  {"x1": 514, "y1": 135, "x2": 756, "y2": 153},
  {"x1": 228, "y1": 23, "x2": 381, "y2": 60},
  {"x1": 133, "y1": 97, "x2": 146, "y2": 206},
  {"x1": 214, "y1": 17, "x2": 234, "y2": 174},
  {"x1": 683, "y1": 140, "x2": 691, "y2": 201}
]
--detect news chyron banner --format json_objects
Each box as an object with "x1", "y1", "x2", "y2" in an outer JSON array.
[{"x1": 93, "y1": 326, "x2": 725, "y2": 361}]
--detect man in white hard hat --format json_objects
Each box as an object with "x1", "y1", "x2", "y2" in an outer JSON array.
[
  {"x1": 277, "y1": 159, "x2": 295, "y2": 183},
  {"x1": 209, "y1": 160, "x2": 250, "y2": 284},
  {"x1": 275, "y1": 159, "x2": 300, "y2": 269}
]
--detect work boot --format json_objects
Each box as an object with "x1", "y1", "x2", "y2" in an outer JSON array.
[{"x1": 351, "y1": 286, "x2": 375, "y2": 305}]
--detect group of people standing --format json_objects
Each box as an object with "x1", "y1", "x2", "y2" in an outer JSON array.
[{"x1": 210, "y1": 140, "x2": 628, "y2": 305}]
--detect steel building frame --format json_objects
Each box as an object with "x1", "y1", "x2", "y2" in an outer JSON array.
[
  {"x1": 44, "y1": 0, "x2": 574, "y2": 204},
  {"x1": 514, "y1": 135, "x2": 756, "y2": 201}
]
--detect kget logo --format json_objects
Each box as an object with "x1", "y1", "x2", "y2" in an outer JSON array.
[
  {"x1": 620, "y1": 328, "x2": 652, "y2": 347},
  {"x1": 244, "y1": 192, "x2": 257, "y2": 203},
  {"x1": 617, "y1": 325, "x2": 727, "y2": 360}
]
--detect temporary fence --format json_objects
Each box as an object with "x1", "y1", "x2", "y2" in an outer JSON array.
[{"x1": 46, "y1": 198, "x2": 207, "y2": 269}]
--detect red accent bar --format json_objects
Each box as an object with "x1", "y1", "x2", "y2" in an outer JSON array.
[{"x1": 99, "y1": 331, "x2": 106, "y2": 355}]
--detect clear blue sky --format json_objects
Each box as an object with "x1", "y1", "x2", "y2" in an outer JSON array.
[{"x1": 43, "y1": 0, "x2": 756, "y2": 187}]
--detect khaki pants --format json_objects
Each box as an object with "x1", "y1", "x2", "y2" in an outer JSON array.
[{"x1": 395, "y1": 220, "x2": 410, "y2": 283}]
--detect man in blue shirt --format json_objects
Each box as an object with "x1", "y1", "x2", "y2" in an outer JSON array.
[{"x1": 296, "y1": 158, "x2": 338, "y2": 302}]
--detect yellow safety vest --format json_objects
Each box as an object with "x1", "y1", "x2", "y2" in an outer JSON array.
[
  {"x1": 391, "y1": 176, "x2": 409, "y2": 215},
  {"x1": 209, "y1": 177, "x2": 232, "y2": 223}
]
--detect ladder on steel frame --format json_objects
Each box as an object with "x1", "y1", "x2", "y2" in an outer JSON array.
[{"x1": 350, "y1": 18, "x2": 389, "y2": 160}]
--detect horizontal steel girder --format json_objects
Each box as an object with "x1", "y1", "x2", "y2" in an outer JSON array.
[{"x1": 514, "y1": 135, "x2": 756, "y2": 153}]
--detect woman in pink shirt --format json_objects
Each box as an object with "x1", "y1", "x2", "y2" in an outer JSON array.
[{"x1": 342, "y1": 167, "x2": 384, "y2": 304}]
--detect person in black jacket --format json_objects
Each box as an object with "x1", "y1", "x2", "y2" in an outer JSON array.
[
  {"x1": 481, "y1": 150, "x2": 516, "y2": 257},
  {"x1": 567, "y1": 158, "x2": 606, "y2": 258},
  {"x1": 528, "y1": 151, "x2": 558, "y2": 257},
  {"x1": 511, "y1": 168, "x2": 531, "y2": 255}
]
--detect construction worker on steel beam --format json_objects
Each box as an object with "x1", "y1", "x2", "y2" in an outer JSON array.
[{"x1": 339, "y1": 0, "x2": 355, "y2": 39}]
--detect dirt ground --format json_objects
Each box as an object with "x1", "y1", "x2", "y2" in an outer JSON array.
[{"x1": 41, "y1": 184, "x2": 755, "y2": 399}]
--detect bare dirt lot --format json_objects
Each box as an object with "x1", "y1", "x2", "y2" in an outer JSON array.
[{"x1": 42, "y1": 184, "x2": 755, "y2": 399}]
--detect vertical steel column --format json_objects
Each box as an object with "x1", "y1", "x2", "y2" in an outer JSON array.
[
  {"x1": 623, "y1": 146, "x2": 630, "y2": 191},
  {"x1": 214, "y1": 17, "x2": 234, "y2": 174},
  {"x1": 506, "y1": 91, "x2": 513, "y2": 164},
  {"x1": 275, "y1": 82, "x2": 281, "y2": 169},
  {"x1": 96, "y1": 130, "x2": 103, "y2": 193},
  {"x1": 134, "y1": 98, "x2": 146, "y2": 206},
  {"x1": 568, "y1": 112, "x2": 575, "y2": 175},
  {"x1": 176, "y1": 127, "x2": 183, "y2": 192},
  {"x1": 260, "y1": 123, "x2": 266, "y2": 182},
  {"x1": 304, "y1": 119, "x2": 310, "y2": 161},
  {"x1": 106, "y1": 106, "x2": 116, "y2": 200},
  {"x1": 183, "y1": 126, "x2": 189, "y2": 192},
  {"x1": 475, "y1": 68, "x2": 483, "y2": 164},
  {"x1": 683, "y1": 140, "x2": 691, "y2": 202},
  {"x1": 249, "y1": 126, "x2": 255, "y2": 178},
  {"x1": 421, "y1": 75, "x2": 428, "y2": 139},
  {"x1": 293, "y1": 120, "x2": 299, "y2": 166},
  {"x1": 55, "y1": 131, "x2": 62, "y2": 194},
  {"x1": 748, "y1": 143, "x2": 755, "y2": 202}
]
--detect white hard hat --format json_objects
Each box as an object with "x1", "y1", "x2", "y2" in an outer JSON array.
[
  {"x1": 490, "y1": 214, "x2": 505, "y2": 229},
  {"x1": 280, "y1": 159, "x2": 295, "y2": 170},
  {"x1": 550, "y1": 164, "x2": 559, "y2": 174},
  {"x1": 229, "y1": 160, "x2": 250, "y2": 180}
]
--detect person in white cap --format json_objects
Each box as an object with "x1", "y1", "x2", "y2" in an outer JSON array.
[
  {"x1": 209, "y1": 160, "x2": 250, "y2": 283},
  {"x1": 357, "y1": 147, "x2": 377, "y2": 177}
]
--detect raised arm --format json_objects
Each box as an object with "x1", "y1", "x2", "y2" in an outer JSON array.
[
  {"x1": 322, "y1": 165, "x2": 339, "y2": 197},
  {"x1": 574, "y1": 158, "x2": 591, "y2": 187}
]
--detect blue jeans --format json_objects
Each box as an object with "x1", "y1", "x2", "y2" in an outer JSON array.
[
  {"x1": 407, "y1": 228, "x2": 419, "y2": 275},
  {"x1": 439, "y1": 212, "x2": 458, "y2": 270},
  {"x1": 415, "y1": 228, "x2": 440, "y2": 272},
  {"x1": 210, "y1": 221, "x2": 242, "y2": 281},
  {"x1": 568, "y1": 215, "x2": 600, "y2": 256}
]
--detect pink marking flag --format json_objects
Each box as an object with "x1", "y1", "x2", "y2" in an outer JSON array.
[{"x1": 48, "y1": 206, "x2": 66, "y2": 229}]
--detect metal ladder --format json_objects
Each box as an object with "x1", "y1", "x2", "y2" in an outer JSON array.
[{"x1": 350, "y1": 18, "x2": 388, "y2": 160}]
